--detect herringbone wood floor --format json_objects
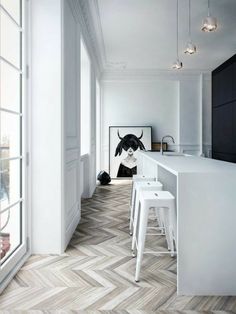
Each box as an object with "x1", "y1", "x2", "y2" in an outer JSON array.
[{"x1": 0, "y1": 180, "x2": 236, "y2": 313}]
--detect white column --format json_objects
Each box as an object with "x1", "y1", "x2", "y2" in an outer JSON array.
[{"x1": 31, "y1": 0, "x2": 63, "y2": 254}]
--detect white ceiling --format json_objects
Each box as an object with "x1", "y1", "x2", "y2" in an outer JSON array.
[{"x1": 92, "y1": 0, "x2": 236, "y2": 71}]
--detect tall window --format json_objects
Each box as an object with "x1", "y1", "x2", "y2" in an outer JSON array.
[
  {"x1": 80, "y1": 39, "x2": 91, "y2": 156},
  {"x1": 0, "y1": 0, "x2": 27, "y2": 280},
  {"x1": 96, "y1": 79, "x2": 101, "y2": 174}
]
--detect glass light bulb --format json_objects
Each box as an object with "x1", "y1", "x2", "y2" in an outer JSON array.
[
  {"x1": 201, "y1": 16, "x2": 217, "y2": 32},
  {"x1": 172, "y1": 59, "x2": 183, "y2": 69},
  {"x1": 184, "y1": 42, "x2": 197, "y2": 54}
]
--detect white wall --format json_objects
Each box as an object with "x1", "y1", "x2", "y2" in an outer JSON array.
[
  {"x1": 101, "y1": 79, "x2": 178, "y2": 171},
  {"x1": 202, "y1": 75, "x2": 212, "y2": 157},
  {"x1": 31, "y1": 0, "x2": 99, "y2": 254},
  {"x1": 178, "y1": 77, "x2": 201, "y2": 154},
  {"x1": 31, "y1": 0, "x2": 63, "y2": 254},
  {"x1": 101, "y1": 74, "x2": 209, "y2": 172},
  {"x1": 102, "y1": 80, "x2": 179, "y2": 139},
  {"x1": 63, "y1": 0, "x2": 81, "y2": 249}
]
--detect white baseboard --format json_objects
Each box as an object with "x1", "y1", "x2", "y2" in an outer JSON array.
[{"x1": 64, "y1": 211, "x2": 81, "y2": 250}]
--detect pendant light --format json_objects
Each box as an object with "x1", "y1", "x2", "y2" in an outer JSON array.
[
  {"x1": 185, "y1": 0, "x2": 196, "y2": 54},
  {"x1": 172, "y1": 0, "x2": 183, "y2": 69},
  {"x1": 201, "y1": 0, "x2": 217, "y2": 32}
]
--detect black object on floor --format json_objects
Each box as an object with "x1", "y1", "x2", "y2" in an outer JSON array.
[{"x1": 97, "y1": 171, "x2": 111, "y2": 185}]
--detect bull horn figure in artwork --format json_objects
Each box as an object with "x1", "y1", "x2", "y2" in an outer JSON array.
[
  {"x1": 117, "y1": 130, "x2": 123, "y2": 140},
  {"x1": 138, "y1": 130, "x2": 143, "y2": 139},
  {"x1": 117, "y1": 130, "x2": 143, "y2": 140}
]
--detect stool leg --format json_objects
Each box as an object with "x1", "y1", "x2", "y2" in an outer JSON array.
[
  {"x1": 155, "y1": 207, "x2": 165, "y2": 234},
  {"x1": 129, "y1": 182, "x2": 134, "y2": 226},
  {"x1": 130, "y1": 181, "x2": 134, "y2": 207},
  {"x1": 169, "y1": 227, "x2": 175, "y2": 257},
  {"x1": 169, "y1": 202, "x2": 177, "y2": 257},
  {"x1": 162, "y1": 207, "x2": 171, "y2": 251},
  {"x1": 129, "y1": 189, "x2": 136, "y2": 236},
  {"x1": 132, "y1": 198, "x2": 140, "y2": 255},
  {"x1": 135, "y1": 203, "x2": 149, "y2": 282},
  {"x1": 170, "y1": 201, "x2": 177, "y2": 247}
]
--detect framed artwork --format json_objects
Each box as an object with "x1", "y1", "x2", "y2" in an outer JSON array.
[{"x1": 109, "y1": 126, "x2": 152, "y2": 178}]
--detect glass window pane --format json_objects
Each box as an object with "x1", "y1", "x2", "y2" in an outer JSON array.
[
  {"x1": 0, "y1": 159, "x2": 21, "y2": 209},
  {"x1": 0, "y1": 203, "x2": 22, "y2": 262},
  {"x1": 0, "y1": 10, "x2": 21, "y2": 68},
  {"x1": 0, "y1": 0, "x2": 21, "y2": 25},
  {"x1": 0, "y1": 0, "x2": 23, "y2": 269},
  {"x1": 0, "y1": 111, "x2": 20, "y2": 159},
  {"x1": 0, "y1": 60, "x2": 21, "y2": 112}
]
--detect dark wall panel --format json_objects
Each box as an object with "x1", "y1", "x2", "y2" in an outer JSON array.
[
  {"x1": 233, "y1": 101, "x2": 236, "y2": 154},
  {"x1": 219, "y1": 65, "x2": 233, "y2": 105},
  {"x1": 212, "y1": 74, "x2": 220, "y2": 107},
  {"x1": 212, "y1": 54, "x2": 236, "y2": 163},
  {"x1": 212, "y1": 104, "x2": 233, "y2": 153},
  {"x1": 212, "y1": 152, "x2": 236, "y2": 163},
  {"x1": 233, "y1": 63, "x2": 236, "y2": 100}
]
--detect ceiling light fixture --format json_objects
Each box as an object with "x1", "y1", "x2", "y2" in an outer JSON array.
[
  {"x1": 172, "y1": 0, "x2": 183, "y2": 69},
  {"x1": 185, "y1": 0, "x2": 196, "y2": 54},
  {"x1": 201, "y1": 0, "x2": 217, "y2": 32}
]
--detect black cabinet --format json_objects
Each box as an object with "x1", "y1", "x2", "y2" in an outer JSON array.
[
  {"x1": 212, "y1": 152, "x2": 236, "y2": 163},
  {"x1": 233, "y1": 101, "x2": 236, "y2": 154},
  {"x1": 212, "y1": 74, "x2": 220, "y2": 107},
  {"x1": 233, "y1": 63, "x2": 236, "y2": 100},
  {"x1": 219, "y1": 65, "x2": 233, "y2": 105},
  {"x1": 213, "y1": 65, "x2": 233, "y2": 107},
  {"x1": 212, "y1": 54, "x2": 236, "y2": 162},
  {"x1": 212, "y1": 104, "x2": 233, "y2": 153}
]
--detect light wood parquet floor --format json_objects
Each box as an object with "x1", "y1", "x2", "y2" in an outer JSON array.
[{"x1": 0, "y1": 180, "x2": 236, "y2": 313}]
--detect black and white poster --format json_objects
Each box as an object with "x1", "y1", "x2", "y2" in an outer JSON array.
[{"x1": 109, "y1": 126, "x2": 152, "y2": 178}]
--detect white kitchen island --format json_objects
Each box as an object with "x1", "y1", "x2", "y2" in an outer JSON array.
[{"x1": 137, "y1": 151, "x2": 236, "y2": 296}]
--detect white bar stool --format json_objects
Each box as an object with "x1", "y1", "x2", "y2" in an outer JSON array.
[
  {"x1": 132, "y1": 175, "x2": 156, "y2": 180},
  {"x1": 129, "y1": 180, "x2": 163, "y2": 237},
  {"x1": 130, "y1": 175, "x2": 156, "y2": 229},
  {"x1": 133, "y1": 190, "x2": 177, "y2": 282}
]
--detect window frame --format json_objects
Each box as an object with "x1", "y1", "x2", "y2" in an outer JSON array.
[{"x1": 0, "y1": 0, "x2": 30, "y2": 286}]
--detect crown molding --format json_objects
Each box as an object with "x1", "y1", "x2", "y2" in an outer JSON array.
[
  {"x1": 67, "y1": 0, "x2": 129, "y2": 74},
  {"x1": 67, "y1": 0, "x2": 103, "y2": 78},
  {"x1": 87, "y1": 0, "x2": 107, "y2": 69},
  {"x1": 101, "y1": 68, "x2": 211, "y2": 81}
]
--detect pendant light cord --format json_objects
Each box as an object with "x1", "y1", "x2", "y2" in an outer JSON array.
[
  {"x1": 177, "y1": 0, "x2": 179, "y2": 59},
  {"x1": 208, "y1": 0, "x2": 210, "y2": 17},
  {"x1": 188, "y1": 0, "x2": 191, "y2": 40}
]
